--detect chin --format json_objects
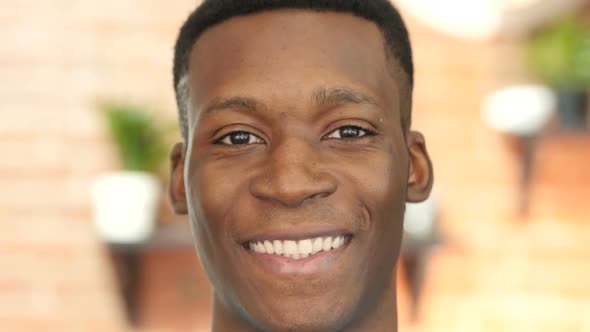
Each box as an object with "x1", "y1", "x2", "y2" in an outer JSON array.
[
  {"x1": 248, "y1": 303, "x2": 353, "y2": 332},
  {"x1": 228, "y1": 280, "x2": 368, "y2": 332}
]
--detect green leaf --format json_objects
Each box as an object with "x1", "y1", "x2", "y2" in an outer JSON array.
[
  {"x1": 528, "y1": 16, "x2": 590, "y2": 89},
  {"x1": 102, "y1": 103, "x2": 170, "y2": 174}
]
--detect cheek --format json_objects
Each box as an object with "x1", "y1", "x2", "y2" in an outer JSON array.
[
  {"x1": 352, "y1": 150, "x2": 408, "y2": 259},
  {"x1": 185, "y1": 156, "x2": 245, "y2": 278},
  {"x1": 190, "y1": 160, "x2": 243, "y2": 240},
  {"x1": 355, "y1": 151, "x2": 407, "y2": 223}
]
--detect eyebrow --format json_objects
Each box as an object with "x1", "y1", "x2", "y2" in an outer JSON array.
[
  {"x1": 201, "y1": 87, "x2": 382, "y2": 115},
  {"x1": 202, "y1": 96, "x2": 264, "y2": 114},
  {"x1": 312, "y1": 87, "x2": 382, "y2": 109}
]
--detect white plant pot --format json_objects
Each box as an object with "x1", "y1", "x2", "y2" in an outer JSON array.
[
  {"x1": 482, "y1": 85, "x2": 556, "y2": 136},
  {"x1": 91, "y1": 171, "x2": 160, "y2": 244}
]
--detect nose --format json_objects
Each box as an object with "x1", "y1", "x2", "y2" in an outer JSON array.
[{"x1": 249, "y1": 138, "x2": 338, "y2": 208}]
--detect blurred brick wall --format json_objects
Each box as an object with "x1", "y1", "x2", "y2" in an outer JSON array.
[{"x1": 0, "y1": 1, "x2": 195, "y2": 331}]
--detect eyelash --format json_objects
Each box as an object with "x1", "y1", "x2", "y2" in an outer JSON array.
[{"x1": 214, "y1": 125, "x2": 375, "y2": 146}]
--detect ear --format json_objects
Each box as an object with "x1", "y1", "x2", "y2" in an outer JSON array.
[
  {"x1": 169, "y1": 142, "x2": 188, "y2": 214},
  {"x1": 405, "y1": 131, "x2": 434, "y2": 203}
]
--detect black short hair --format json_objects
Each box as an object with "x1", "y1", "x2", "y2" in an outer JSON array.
[{"x1": 173, "y1": 0, "x2": 414, "y2": 141}]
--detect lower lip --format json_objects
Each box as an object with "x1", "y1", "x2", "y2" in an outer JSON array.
[{"x1": 242, "y1": 240, "x2": 352, "y2": 275}]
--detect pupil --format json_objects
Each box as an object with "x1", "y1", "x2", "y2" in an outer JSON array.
[
  {"x1": 230, "y1": 132, "x2": 250, "y2": 145},
  {"x1": 340, "y1": 126, "x2": 360, "y2": 138}
]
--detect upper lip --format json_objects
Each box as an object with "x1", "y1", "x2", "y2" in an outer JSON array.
[{"x1": 240, "y1": 225, "x2": 354, "y2": 244}]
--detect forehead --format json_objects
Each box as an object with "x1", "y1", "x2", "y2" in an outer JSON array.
[{"x1": 187, "y1": 9, "x2": 401, "y2": 114}]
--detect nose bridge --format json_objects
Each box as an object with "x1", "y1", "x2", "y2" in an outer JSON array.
[
  {"x1": 272, "y1": 135, "x2": 315, "y2": 171},
  {"x1": 250, "y1": 135, "x2": 337, "y2": 207}
]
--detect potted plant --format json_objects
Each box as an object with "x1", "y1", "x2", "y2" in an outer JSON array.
[
  {"x1": 92, "y1": 103, "x2": 170, "y2": 244},
  {"x1": 528, "y1": 15, "x2": 590, "y2": 129}
]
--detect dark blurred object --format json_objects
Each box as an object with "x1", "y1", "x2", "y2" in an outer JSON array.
[
  {"x1": 108, "y1": 222, "x2": 195, "y2": 326},
  {"x1": 109, "y1": 248, "x2": 141, "y2": 326},
  {"x1": 556, "y1": 88, "x2": 588, "y2": 128},
  {"x1": 528, "y1": 16, "x2": 590, "y2": 129}
]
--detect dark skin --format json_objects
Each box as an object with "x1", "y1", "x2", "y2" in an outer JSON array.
[{"x1": 169, "y1": 10, "x2": 433, "y2": 332}]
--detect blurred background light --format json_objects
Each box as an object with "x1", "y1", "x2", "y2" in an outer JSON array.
[{"x1": 396, "y1": 0, "x2": 587, "y2": 40}]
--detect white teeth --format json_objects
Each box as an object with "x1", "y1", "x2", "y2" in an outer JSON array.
[
  {"x1": 322, "y1": 237, "x2": 332, "y2": 251},
  {"x1": 332, "y1": 236, "x2": 343, "y2": 249},
  {"x1": 298, "y1": 239, "x2": 313, "y2": 256},
  {"x1": 273, "y1": 240, "x2": 283, "y2": 255},
  {"x1": 249, "y1": 235, "x2": 349, "y2": 258},
  {"x1": 264, "y1": 240, "x2": 274, "y2": 254},
  {"x1": 312, "y1": 237, "x2": 323, "y2": 254},
  {"x1": 331, "y1": 237, "x2": 340, "y2": 249},
  {"x1": 284, "y1": 240, "x2": 298, "y2": 256}
]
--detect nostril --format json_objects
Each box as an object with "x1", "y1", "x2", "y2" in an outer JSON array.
[{"x1": 307, "y1": 191, "x2": 331, "y2": 201}]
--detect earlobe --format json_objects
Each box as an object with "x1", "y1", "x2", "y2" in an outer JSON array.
[
  {"x1": 405, "y1": 131, "x2": 434, "y2": 203},
  {"x1": 169, "y1": 142, "x2": 188, "y2": 214}
]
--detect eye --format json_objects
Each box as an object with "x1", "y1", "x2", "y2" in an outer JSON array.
[
  {"x1": 216, "y1": 131, "x2": 265, "y2": 145},
  {"x1": 325, "y1": 125, "x2": 373, "y2": 140}
]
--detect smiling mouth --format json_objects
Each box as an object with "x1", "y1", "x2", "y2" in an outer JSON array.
[{"x1": 244, "y1": 235, "x2": 353, "y2": 260}]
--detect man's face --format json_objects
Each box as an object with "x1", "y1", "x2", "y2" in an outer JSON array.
[{"x1": 170, "y1": 10, "x2": 432, "y2": 331}]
